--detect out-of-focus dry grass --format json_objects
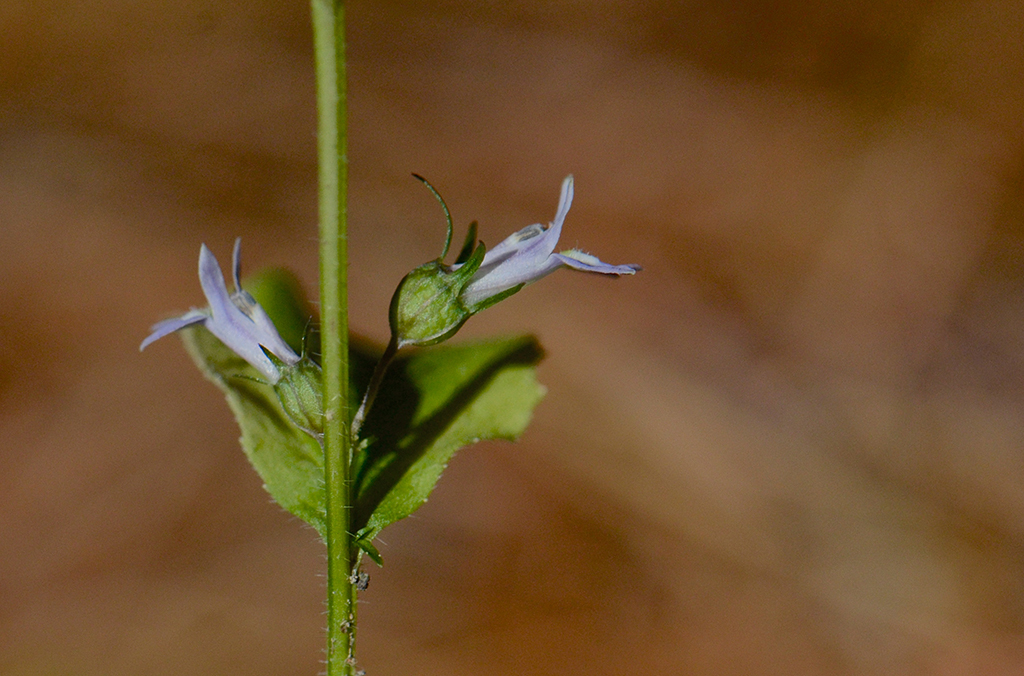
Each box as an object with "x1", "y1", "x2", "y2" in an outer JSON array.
[{"x1": 3, "y1": 1, "x2": 1024, "y2": 674}]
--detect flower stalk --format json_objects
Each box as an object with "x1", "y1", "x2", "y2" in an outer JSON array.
[{"x1": 350, "y1": 336, "x2": 398, "y2": 442}]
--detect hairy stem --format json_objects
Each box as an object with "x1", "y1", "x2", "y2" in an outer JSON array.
[{"x1": 312, "y1": 0, "x2": 357, "y2": 674}]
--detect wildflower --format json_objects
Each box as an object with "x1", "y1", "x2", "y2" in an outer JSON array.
[
  {"x1": 389, "y1": 175, "x2": 639, "y2": 347},
  {"x1": 458, "y1": 175, "x2": 640, "y2": 309},
  {"x1": 140, "y1": 239, "x2": 300, "y2": 383}
]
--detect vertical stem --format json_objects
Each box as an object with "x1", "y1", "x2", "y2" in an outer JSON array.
[{"x1": 312, "y1": 1, "x2": 356, "y2": 675}]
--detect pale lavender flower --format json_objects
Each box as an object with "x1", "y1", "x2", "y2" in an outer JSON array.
[
  {"x1": 140, "y1": 239, "x2": 299, "y2": 383},
  {"x1": 459, "y1": 175, "x2": 640, "y2": 309}
]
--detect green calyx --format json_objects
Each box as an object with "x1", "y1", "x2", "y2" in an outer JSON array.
[
  {"x1": 388, "y1": 241, "x2": 485, "y2": 348},
  {"x1": 274, "y1": 357, "x2": 325, "y2": 438},
  {"x1": 389, "y1": 176, "x2": 493, "y2": 348}
]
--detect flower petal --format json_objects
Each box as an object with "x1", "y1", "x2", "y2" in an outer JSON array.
[
  {"x1": 227, "y1": 240, "x2": 300, "y2": 365},
  {"x1": 465, "y1": 175, "x2": 576, "y2": 290},
  {"x1": 477, "y1": 222, "x2": 547, "y2": 268},
  {"x1": 197, "y1": 244, "x2": 283, "y2": 382},
  {"x1": 476, "y1": 175, "x2": 574, "y2": 270},
  {"x1": 458, "y1": 176, "x2": 639, "y2": 310},
  {"x1": 231, "y1": 236, "x2": 243, "y2": 292},
  {"x1": 553, "y1": 250, "x2": 641, "y2": 275},
  {"x1": 139, "y1": 310, "x2": 207, "y2": 351},
  {"x1": 546, "y1": 174, "x2": 574, "y2": 255},
  {"x1": 240, "y1": 291, "x2": 301, "y2": 365},
  {"x1": 143, "y1": 241, "x2": 299, "y2": 383},
  {"x1": 500, "y1": 175, "x2": 573, "y2": 264},
  {"x1": 198, "y1": 244, "x2": 240, "y2": 322},
  {"x1": 461, "y1": 254, "x2": 564, "y2": 308},
  {"x1": 204, "y1": 320, "x2": 281, "y2": 381}
]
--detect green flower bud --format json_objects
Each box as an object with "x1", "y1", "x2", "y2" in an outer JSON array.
[{"x1": 274, "y1": 357, "x2": 324, "y2": 438}]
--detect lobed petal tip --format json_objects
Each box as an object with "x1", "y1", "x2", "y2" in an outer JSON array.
[{"x1": 553, "y1": 250, "x2": 640, "y2": 275}]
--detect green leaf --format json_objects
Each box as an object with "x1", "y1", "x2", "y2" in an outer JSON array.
[
  {"x1": 178, "y1": 270, "x2": 374, "y2": 537},
  {"x1": 177, "y1": 269, "x2": 545, "y2": 556},
  {"x1": 182, "y1": 326, "x2": 332, "y2": 532},
  {"x1": 354, "y1": 529, "x2": 384, "y2": 566},
  {"x1": 353, "y1": 335, "x2": 545, "y2": 543}
]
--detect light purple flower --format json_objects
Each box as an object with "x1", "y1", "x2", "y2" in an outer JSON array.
[
  {"x1": 140, "y1": 239, "x2": 299, "y2": 383},
  {"x1": 459, "y1": 175, "x2": 640, "y2": 309}
]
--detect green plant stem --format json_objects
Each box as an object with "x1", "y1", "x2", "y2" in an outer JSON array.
[
  {"x1": 312, "y1": 1, "x2": 357, "y2": 675},
  {"x1": 350, "y1": 337, "x2": 398, "y2": 442}
]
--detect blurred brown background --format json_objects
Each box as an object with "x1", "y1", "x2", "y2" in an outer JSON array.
[{"x1": 3, "y1": 1, "x2": 1024, "y2": 674}]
